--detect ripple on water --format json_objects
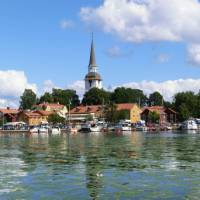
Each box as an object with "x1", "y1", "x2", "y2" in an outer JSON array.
[{"x1": 0, "y1": 132, "x2": 200, "y2": 199}]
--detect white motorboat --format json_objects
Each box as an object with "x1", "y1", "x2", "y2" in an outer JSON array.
[
  {"x1": 135, "y1": 120, "x2": 148, "y2": 131},
  {"x1": 136, "y1": 126, "x2": 148, "y2": 131},
  {"x1": 115, "y1": 120, "x2": 132, "y2": 132},
  {"x1": 81, "y1": 122, "x2": 102, "y2": 132},
  {"x1": 50, "y1": 126, "x2": 61, "y2": 135},
  {"x1": 181, "y1": 120, "x2": 198, "y2": 130},
  {"x1": 38, "y1": 127, "x2": 48, "y2": 134},
  {"x1": 29, "y1": 126, "x2": 39, "y2": 134}
]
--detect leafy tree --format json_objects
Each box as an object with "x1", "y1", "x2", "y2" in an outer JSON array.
[
  {"x1": 149, "y1": 91, "x2": 163, "y2": 106},
  {"x1": 178, "y1": 103, "x2": 191, "y2": 121},
  {"x1": 82, "y1": 88, "x2": 111, "y2": 105},
  {"x1": 48, "y1": 113, "x2": 65, "y2": 124},
  {"x1": 149, "y1": 111, "x2": 160, "y2": 123},
  {"x1": 111, "y1": 87, "x2": 148, "y2": 106},
  {"x1": 104, "y1": 103, "x2": 130, "y2": 123},
  {"x1": 174, "y1": 91, "x2": 199, "y2": 121},
  {"x1": 19, "y1": 89, "x2": 37, "y2": 110},
  {"x1": 104, "y1": 103, "x2": 118, "y2": 123},
  {"x1": 39, "y1": 92, "x2": 54, "y2": 103},
  {"x1": 116, "y1": 110, "x2": 130, "y2": 121},
  {"x1": 164, "y1": 101, "x2": 173, "y2": 108},
  {"x1": 52, "y1": 89, "x2": 80, "y2": 108}
]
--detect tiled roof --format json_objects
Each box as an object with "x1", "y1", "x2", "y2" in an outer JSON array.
[
  {"x1": 0, "y1": 108, "x2": 19, "y2": 114},
  {"x1": 70, "y1": 105, "x2": 102, "y2": 114},
  {"x1": 34, "y1": 110, "x2": 53, "y2": 116},
  {"x1": 70, "y1": 103, "x2": 138, "y2": 114},
  {"x1": 24, "y1": 111, "x2": 41, "y2": 117},
  {"x1": 36, "y1": 103, "x2": 65, "y2": 109},
  {"x1": 116, "y1": 103, "x2": 136, "y2": 111},
  {"x1": 142, "y1": 106, "x2": 177, "y2": 114}
]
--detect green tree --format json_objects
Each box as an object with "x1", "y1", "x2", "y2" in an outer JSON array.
[
  {"x1": 116, "y1": 110, "x2": 130, "y2": 121},
  {"x1": 149, "y1": 111, "x2": 160, "y2": 123},
  {"x1": 19, "y1": 89, "x2": 37, "y2": 110},
  {"x1": 104, "y1": 103, "x2": 118, "y2": 123},
  {"x1": 82, "y1": 88, "x2": 111, "y2": 105},
  {"x1": 149, "y1": 91, "x2": 163, "y2": 106},
  {"x1": 48, "y1": 113, "x2": 65, "y2": 124},
  {"x1": 111, "y1": 87, "x2": 148, "y2": 106},
  {"x1": 174, "y1": 91, "x2": 199, "y2": 121},
  {"x1": 52, "y1": 89, "x2": 80, "y2": 108},
  {"x1": 39, "y1": 92, "x2": 54, "y2": 103},
  {"x1": 178, "y1": 103, "x2": 190, "y2": 121}
]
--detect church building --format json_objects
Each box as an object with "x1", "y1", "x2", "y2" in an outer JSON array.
[{"x1": 85, "y1": 39, "x2": 102, "y2": 92}]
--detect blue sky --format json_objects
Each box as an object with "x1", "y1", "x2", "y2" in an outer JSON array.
[{"x1": 0, "y1": 0, "x2": 200, "y2": 106}]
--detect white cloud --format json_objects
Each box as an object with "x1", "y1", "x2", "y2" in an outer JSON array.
[
  {"x1": 42, "y1": 80, "x2": 56, "y2": 93},
  {"x1": 60, "y1": 19, "x2": 74, "y2": 29},
  {"x1": 0, "y1": 70, "x2": 37, "y2": 108},
  {"x1": 106, "y1": 46, "x2": 122, "y2": 57},
  {"x1": 114, "y1": 79, "x2": 200, "y2": 101},
  {"x1": 67, "y1": 80, "x2": 85, "y2": 98},
  {"x1": 156, "y1": 54, "x2": 170, "y2": 63},
  {"x1": 105, "y1": 46, "x2": 133, "y2": 58},
  {"x1": 80, "y1": 0, "x2": 200, "y2": 66},
  {"x1": 80, "y1": 0, "x2": 200, "y2": 43},
  {"x1": 65, "y1": 78, "x2": 200, "y2": 102},
  {"x1": 187, "y1": 44, "x2": 200, "y2": 66}
]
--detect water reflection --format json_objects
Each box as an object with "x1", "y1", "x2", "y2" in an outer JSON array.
[{"x1": 1, "y1": 132, "x2": 200, "y2": 199}]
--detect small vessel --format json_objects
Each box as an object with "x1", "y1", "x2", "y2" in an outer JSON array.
[
  {"x1": 115, "y1": 120, "x2": 132, "y2": 132},
  {"x1": 29, "y1": 126, "x2": 39, "y2": 133},
  {"x1": 135, "y1": 120, "x2": 148, "y2": 131},
  {"x1": 81, "y1": 122, "x2": 103, "y2": 132},
  {"x1": 181, "y1": 120, "x2": 198, "y2": 130},
  {"x1": 66, "y1": 125, "x2": 78, "y2": 134},
  {"x1": 102, "y1": 123, "x2": 115, "y2": 132},
  {"x1": 38, "y1": 127, "x2": 48, "y2": 134},
  {"x1": 50, "y1": 126, "x2": 61, "y2": 135}
]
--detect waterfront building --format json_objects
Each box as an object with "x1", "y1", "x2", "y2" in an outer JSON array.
[
  {"x1": 116, "y1": 103, "x2": 141, "y2": 123},
  {"x1": 69, "y1": 105, "x2": 103, "y2": 122},
  {"x1": 85, "y1": 38, "x2": 102, "y2": 92},
  {"x1": 17, "y1": 111, "x2": 43, "y2": 126},
  {"x1": 69, "y1": 103, "x2": 141, "y2": 123},
  {"x1": 33, "y1": 102, "x2": 67, "y2": 118},
  {"x1": 0, "y1": 108, "x2": 19, "y2": 123},
  {"x1": 141, "y1": 106, "x2": 177, "y2": 125},
  {"x1": 17, "y1": 110, "x2": 53, "y2": 126}
]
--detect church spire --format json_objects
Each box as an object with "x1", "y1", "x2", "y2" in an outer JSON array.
[{"x1": 89, "y1": 33, "x2": 97, "y2": 68}]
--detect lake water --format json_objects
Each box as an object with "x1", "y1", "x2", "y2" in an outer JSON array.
[{"x1": 0, "y1": 131, "x2": 200, "y2": 200}]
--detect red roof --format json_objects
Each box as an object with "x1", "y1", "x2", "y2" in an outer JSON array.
[
  {"x1": 34, "y1": 110, "x2": 53, "y2": 116},
  {"x1": 0, "y1": 108, "x2": 19, "y2": 115},
  {"x1": 36, "y1": 103, "x2": 65, "y2": 109},
  {"x1": 141, "y1": 106, "x2": 176, "y2": 115},
  {"x1": 70, "y1": 105, "x2": 102, "y2": 114},
  {"x1": 116, "y1": 103, "x2": 137, "y2": 111},
  {"x1": 23, "y1": 111, "x2": 41, "y2": 118},
  {"x1": 70, "y1": 103, "x2": 138, "y2": 114}
]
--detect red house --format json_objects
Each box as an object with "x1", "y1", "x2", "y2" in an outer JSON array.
[{"x1": 141, "y1": 106, "x2": 177, "y2": 125}]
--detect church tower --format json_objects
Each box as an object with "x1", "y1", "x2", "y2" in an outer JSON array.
[{"x1": 85, "y1": 38, "x2": 102, "y2": 92}]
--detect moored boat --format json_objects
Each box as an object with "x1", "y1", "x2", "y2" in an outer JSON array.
[
  {"x1": 115, "y1": 120, "x2": 132, "y2": 132},
  {"x1": 50, "y1": 126, "x2": 61, "y2": 135},
  {"x1": 181, "y1": 120, "x2": 198, "y2": 130}
]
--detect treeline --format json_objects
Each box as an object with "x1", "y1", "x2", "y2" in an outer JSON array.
[{"x1": 19, "y1": 87, "x2": 200, "y2": 122}]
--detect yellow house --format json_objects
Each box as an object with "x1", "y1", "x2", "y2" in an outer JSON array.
[
  {"x1": 17, "y1": 110, "x2": 53, "y2": 126},
  {"x1": 116, "y1": 103, "x2": 141, "y2": 123},
  {"x1": 34, "y1": 103, "x2": 68, "y2": 118}
]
